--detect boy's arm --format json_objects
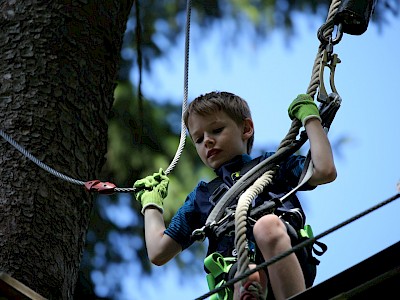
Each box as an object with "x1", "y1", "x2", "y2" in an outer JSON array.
[
  {"x1": 134, "y1": 169, "x2": 182, "y2": 265},
  {"x1": 143, "y1": 208, "x2": 182, "y2": 265},
  {"x1": 288, "y1": 94, "x2": 337, "y2": 186},
  {"x1": 304, "y1": 118, "x2": 336, "y2": 186}
]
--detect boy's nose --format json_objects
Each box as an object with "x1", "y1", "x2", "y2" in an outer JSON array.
[{"x1": 204, "y1": 135, "x2": 215, "y2": 148}]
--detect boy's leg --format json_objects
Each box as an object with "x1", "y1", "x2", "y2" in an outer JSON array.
[
  {"x1": 253, "y1": 214, "x2": 305, "y2": 300},
  {"x1": 233, "y1": 264, "x2": 268, "y2": 300}
]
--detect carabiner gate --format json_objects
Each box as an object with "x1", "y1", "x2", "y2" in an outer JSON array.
[{"x1": 317, "y1": 49, "x2": 341, "y2": 104}]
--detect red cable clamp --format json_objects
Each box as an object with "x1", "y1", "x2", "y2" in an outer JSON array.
[{"x1": 85, "y1": 180, "x2": 116, "y2": 195}]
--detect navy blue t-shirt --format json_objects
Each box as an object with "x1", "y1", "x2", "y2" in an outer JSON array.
[{"x1": 164, "y1": 153, "x2": 313, "y2": 252}]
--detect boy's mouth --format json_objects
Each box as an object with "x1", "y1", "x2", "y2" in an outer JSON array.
[{"x1": 207, "y1": 149, "x2": 220, "y2": 158}]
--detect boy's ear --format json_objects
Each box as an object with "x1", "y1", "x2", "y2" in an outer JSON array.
[{"x1": 242, "y1": 118, "x2": 254, "y2": 139}]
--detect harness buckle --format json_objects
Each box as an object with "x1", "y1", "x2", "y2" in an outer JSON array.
[{"x1": 209, "y1": 183, "x2": 229, "y2": 206}]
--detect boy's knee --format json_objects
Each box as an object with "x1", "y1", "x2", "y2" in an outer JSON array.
[{"x1": 253, "y1": 214, "x2": 288, "y2": 245}]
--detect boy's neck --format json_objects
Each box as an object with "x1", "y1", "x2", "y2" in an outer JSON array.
[{"x1": 214, "y1": 154, "x2": 252, "y2": 175}]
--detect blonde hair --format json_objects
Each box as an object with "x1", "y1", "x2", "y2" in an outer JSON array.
[{"x1": 183, "y1": 91, "x2": 254, "y2": 154}]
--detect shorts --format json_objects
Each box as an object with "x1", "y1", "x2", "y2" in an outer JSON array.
[{"x1": 283, "y1": 220, "x2": 317, "y2": 288}]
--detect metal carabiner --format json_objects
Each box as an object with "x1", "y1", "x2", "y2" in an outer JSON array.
[
  {"x1": 329, "y1": 54, "x2": 340, "y2": 96},
  {"x1": 317, "y1": 49, "x2": 341, "y2": 104},
  {"x1": 191, "y1": 226, "x2": 207, "y2": 242},
  {"x1": 192, "y1": 209, "x2": 236, "y2": 241}
]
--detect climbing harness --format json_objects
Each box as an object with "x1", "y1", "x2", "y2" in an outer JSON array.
[
  {"x1": 203, "y1": 224, "x2": 327, "y2": 300},
  {"x1": 196, "y1": 190, "x2": 400, "y2": 300}
]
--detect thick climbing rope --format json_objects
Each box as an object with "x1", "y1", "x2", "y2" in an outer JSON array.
[
  {"x1": 0, "y1": 0, "x2": 193, "y2": 193},
  {"x1": 234, "y1": 169, "x2": 275, "y2": 281},
  {"x1": 233, "y1": 0, "x2": 343, "y2": 281}
]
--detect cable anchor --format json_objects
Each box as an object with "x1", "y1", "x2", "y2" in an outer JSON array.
[{"x1": 84, "y1": 180, "x2": 116, "y2": 194}]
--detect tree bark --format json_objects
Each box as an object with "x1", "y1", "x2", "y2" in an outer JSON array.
[{"x1": 0, "y1": 1, "x2": 133, "y2": 299}]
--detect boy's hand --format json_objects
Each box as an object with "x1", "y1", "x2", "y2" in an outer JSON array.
[
  {"x1": 134, "y1": 168, "x2": 169, "y2": 214},
  {"x1": 288, "y1": 94, "x2": 322, "y2": 126}
]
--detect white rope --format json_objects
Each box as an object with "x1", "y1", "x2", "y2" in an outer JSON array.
[
  {"x1": 165, "y1": 0, "x2": 192, "y2": 175},
  {"x1": 234, "y1": 170, "x2": 275, "y2": 280}
]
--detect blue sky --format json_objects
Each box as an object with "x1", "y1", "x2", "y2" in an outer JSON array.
[{"x1": 127, "y1": 12, "x2": 400, "y2": 300}]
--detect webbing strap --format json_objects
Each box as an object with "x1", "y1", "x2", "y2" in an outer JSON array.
[
  {"x1": 204, "y1": 253, "x2": 236, "y2": 300},
  {"x1": 298, "y1": 224, "x2": 328, "y2": 257}
]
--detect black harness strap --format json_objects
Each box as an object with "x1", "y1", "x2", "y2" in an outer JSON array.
[{"x1": 207, "y1": 156, "x2": 265, "y2": 207}]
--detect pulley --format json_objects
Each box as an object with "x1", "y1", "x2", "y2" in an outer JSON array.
[{"x1": 334, "y1": 0, "x2": 377, "y2": 35}]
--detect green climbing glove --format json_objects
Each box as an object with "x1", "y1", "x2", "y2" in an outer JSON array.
[
  {"x1": 134, "y1": 168, "x2": 169, "y2": 214},
  {"x1": 288, "y1": 94, "x2": 322, "y2": 126}
]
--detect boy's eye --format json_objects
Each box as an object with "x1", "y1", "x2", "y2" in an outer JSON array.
[
  {"x1": 193, "y1": 127, "x2": 223, "y2": 144},
  {"x1": 194, "y1": 136, "x2": 203, "y2": 144},
  {"x1": 213, "y1": 127, "x2": 223, "y2": 134}
]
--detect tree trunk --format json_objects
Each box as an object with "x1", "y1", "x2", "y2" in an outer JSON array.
[{"x1": 0, "y1": 1, "x2": 133, "y2": 299}]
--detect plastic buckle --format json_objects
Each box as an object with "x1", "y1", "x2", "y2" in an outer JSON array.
[{"x1": 85, "y1": 180, "x2": 116, "y2": 195}]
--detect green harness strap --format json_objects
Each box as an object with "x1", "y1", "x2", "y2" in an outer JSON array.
[
  {"x1": 204, "y1": 252, "x2": 236, "y2": 300},
  {"x1": 299, "y1": 224, "x2": 314, "y2": 239}
]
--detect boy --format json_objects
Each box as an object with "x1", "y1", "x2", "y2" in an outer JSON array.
[{"x1": 134, "y1": 91, "x2": 336, "y2": 299}]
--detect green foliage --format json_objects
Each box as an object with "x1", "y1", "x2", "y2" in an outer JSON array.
[
  {"x1": 102, "y1": 80, "x2": 214, "y2": 191},
  {"x1": 80, "y1": 79, "x2": 214, "y2": 298},
  {"x1": 120, "y1": 0, "x2": 396, "y2": 81}
]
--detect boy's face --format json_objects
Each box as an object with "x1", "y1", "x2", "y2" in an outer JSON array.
[{"x1": 188, "y1": 110, "x2": 254, "y2": 169}]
